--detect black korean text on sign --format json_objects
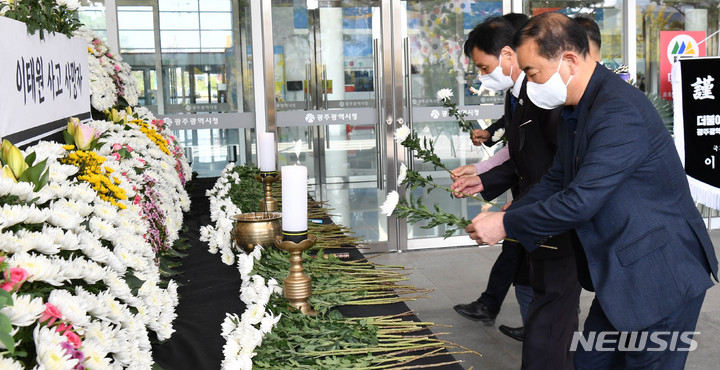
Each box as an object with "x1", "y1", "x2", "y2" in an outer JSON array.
[{"x1": 15, "y1": 57, "x2": 82, "y2": 105}]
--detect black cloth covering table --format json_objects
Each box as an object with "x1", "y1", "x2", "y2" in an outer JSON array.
[{"x1": 152, "y1": 177, "x2": 463, "y2": 369}]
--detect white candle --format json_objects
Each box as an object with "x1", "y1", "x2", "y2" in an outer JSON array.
[
  {"x1": 281, "y1": 165, "x2": 308, "y2": 232},
  {"x1": 258, "y1": 131, "x2": 276, "y2": 172}
]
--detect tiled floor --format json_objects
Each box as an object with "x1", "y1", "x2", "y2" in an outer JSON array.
[{"x1": 370, "y1": 229, "x2": 720, "y2": 369}]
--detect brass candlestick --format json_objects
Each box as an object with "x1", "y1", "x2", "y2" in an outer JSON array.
[
  {"x1": 256, "y1": 172, "x2": 280, "y2": 212},
  {"x1": 274, "y1": 234, "x2": 317, "y2": 316}
]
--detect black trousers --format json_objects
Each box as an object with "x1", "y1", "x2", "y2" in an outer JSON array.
[
  {"x1": 477, "y1": 240, "x2": 528, "y2": 314},
  {"x1": 522, "y1": 234, "x2": 582, "y2": 370}
]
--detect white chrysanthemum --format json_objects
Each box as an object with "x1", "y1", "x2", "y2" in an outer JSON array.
[
  {"x1": 0, "y1": 293, "x2": 45, "y2": 326},
  {"x1": 221, "y1": 354, "x2": 253, "y2": 370},
  {"x1": 25, "y1": 204, "x2": 49, "y2": 224},
  {"x1": 105, "y1": 272, "x2": 134, "y2": 301},
  {"x1": 239, "y1": 284, "x2": 258, "y2": 305},
  {"x1": 250, "y1": 244, "x2": 263, "y2": 261},
  {"x1": 57, "y1": 0, "x2": 81, "y2": 11},
  {"x1": 236, "y1": 324, "x2": 263, "y2": 355},
  {"x1": 221, "y1": 250, "x2": 236, "y2": 265},
  {"x1": 49, "y1": 290, "x2": 91, "y2": 327},
  {"x1": 80, "y1": 261, "x2": 108, "y2": 284},
  {"x1": 47, "y1": 163, "x2": 79, "y2": 183},
  {"x1": 153, "y1": 313, "x2": 176, "y2": 341},
  {"x1": 0, "y1": 232, "x2": 28, "y2": 254},
  {"x1": 222, "y1": 334, "x2": 242, "y2": 364},
  {"x1": 240, "y1": 303, "x2": 266, "y2": 326},
  {"x1": 70, "y1": 182, "x2": 99, "y2": 204},
  {"x1": 97, "y1": 292, "x2": 129, "y2": 324},
  {"x1": 93, "y1": 201, "x2": 119, "y2": 222},
  {"x1": 380, "y1": 190, "x2": 400, "y2": 216},
  {"x1": 28, "y1": 141, "x2": 68, "y2": 162},
  {"x1": 47, "y1": 206, "x2": 83, "y2": 231},
  {"x1": 0, "y1": 357, "x2": 24, "y2": 370},
  {"x1": 78, "y1": 231, "x2": 112, "y2": 264},
  {"x1": 394, "y1": 124, "x2": 411, "y2": 144},
  {"x1": 89, "y1": 216, "x2": 118, "y2": 241},
  {"x1": 492, "y1": 128, "x2": 506, "y2": 142},
  {"x1": 436, "y1": 88, "x2": 453, "y2": 101},
  {"x1": 16, "y1": 229, "x2": 59, "y2": 254},
  {"x1": 259, "y1": 311, "x2": 282, "y2": 334},
  {"x1": 34, "y1": 325, "x2": 80, "y2": 370},
  {"x1": 37, "y1": 181, "x2": 73, "y2": 202},
  {"x1": 236, "y1": 253, "x2": 254, "y2": 278},
  {"x1": 8, "y1": 253, "x2": 65, "y2": 285},
  {"x1": 57, "y1": 229, "x2": 81, "y2": 251},
  {"x1": 221, "y1": 313, "x2": 240, "y2": 339},
  {"x1": 79, "y1": 339, "x2": 114, "y2": 369},
  {"x1": 397, "y1": 162, "x2": 408, "y2": 185},
  {"x1": 0, "y1": 177, "x2": 14, "y2": 197},
  {"x1": 0, "y1": 204, "x2": 31, "y2": 230},
  {"x1": 0, "y1": 180, "x2": 35, "y2": 202}
]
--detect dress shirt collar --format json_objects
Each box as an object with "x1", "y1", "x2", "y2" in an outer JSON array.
[{"x1": 511, "y1": 71, "x2": 526, "y2": 99}]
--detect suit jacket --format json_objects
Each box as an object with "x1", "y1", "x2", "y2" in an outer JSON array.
[
  {"x1": 479, "y1": 79, "x2": 562, "y2": 201},
  {"x1": 482, "y1": 92, "x2": 514, "y2": 148},
  {"x1": 504, "y1": 64, "x2": 718, "y2": 331}
]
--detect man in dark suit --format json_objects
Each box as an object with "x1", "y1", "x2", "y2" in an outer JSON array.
[
  {"x1": 466, "y1": 12, "x2": 718, "y2": 369},
  {"x1": 451, "y1": 15, "x2": 533, "y2": 330},
  {"x1": 452, "y1": 15, "x2": 581, "y2": 369}
]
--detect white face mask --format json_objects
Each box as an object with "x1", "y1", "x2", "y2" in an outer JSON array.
[
  {"x1": 526, "y1": 52, "x2": 574, "y2": 109},
  {"x1": 478, "y1": 53, "x2": 514, "y2": 93}
]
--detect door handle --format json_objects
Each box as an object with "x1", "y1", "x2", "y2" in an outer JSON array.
[
  {"x1": 305, "y1": 64, "x2": 311, "y2": 111},
  {"x1": 373, "y1": 38, "x2": 384, "y2": 190},
  {"x1": 325, "y1": 124, "x2": 330, "y2": 149},
  {"x1": 322, "y1": 64, "x2": 328, "y2": 110},
  {"x1": 403, "y1": 37, "x2": 414, "y2": 171}
]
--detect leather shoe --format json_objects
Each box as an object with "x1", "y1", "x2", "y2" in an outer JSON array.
[
  {"x1": 453, "y1": 301, "x2": 497, "y2": 325},
  {"x1": 499, "y1": 325, "x2": 524, "y2": 342}
]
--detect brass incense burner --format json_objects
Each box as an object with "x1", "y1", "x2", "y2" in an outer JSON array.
[
  {"x1": 230, "y1": 212, "x2": 282, "y2": 253},
  {"x1": 274, "y1": 234, "x2": 318, "y2": 315},
  {"x1": 256, "y1": 172, "x2": 280, "y2": 212}
]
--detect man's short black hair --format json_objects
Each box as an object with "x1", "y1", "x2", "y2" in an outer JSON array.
[
  {"x1": 513, "y1": 12, "x2": 590, "y2": 59},
  {"x1": 464, "y1": 15, "x2": 523, "y2": 58},
  {"x1": 502, "y1": 13, "x2": 529, "y2": 30},
  {"x1": 574, "y1": 15, "x2": 602, "y2": 49}
]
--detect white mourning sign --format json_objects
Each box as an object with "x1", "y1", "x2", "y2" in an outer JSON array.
[{"x1": 0, "y1": 17, "x2": 90, "y2": 142}]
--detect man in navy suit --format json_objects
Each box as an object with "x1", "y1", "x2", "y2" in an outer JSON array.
[{"x1": 466, "y1": 12, "x2": 718, "y2": 369}]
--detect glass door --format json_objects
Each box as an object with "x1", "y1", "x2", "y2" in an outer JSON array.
[
  {"x1": 271, "y1": 1, "x2": 390, "y2": 249},
  {"x1": 114, "y1": 0, "x2": 254, "y2": 177},
  {"x1": 400, "y1": 0, "x2": 507, "y2": 249}
]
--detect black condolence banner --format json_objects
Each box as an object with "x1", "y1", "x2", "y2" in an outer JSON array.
[{"x1": 676, "y1": 57, "x2": 720, "y2": 209}]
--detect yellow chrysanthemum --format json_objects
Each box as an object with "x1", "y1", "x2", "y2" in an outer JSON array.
[{"x1": 61, "y1": 148, "x2": 128, "y2": 210}]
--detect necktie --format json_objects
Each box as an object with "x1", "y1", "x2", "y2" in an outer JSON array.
[{"x1": 510, "y1": 94, "x2": 518, "y2": 114}]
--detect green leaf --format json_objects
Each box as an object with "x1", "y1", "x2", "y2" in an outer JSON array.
[
  {"x1": 124, "y1": 270, "x2": 145, "y2": 296},
  {"x1": 162, "y1": 248, "x2": 189, "y2": 259},
  {"x1": 0, "y1": 289, "x2": 13, "y2": 308},
  {"x1": 0, "y1": 312, "x2": 11, "y2": 332},
  {"x1": 24, "y1": 151, "x2": 36, "y2": 166},
  {"x1": 25, "y1": 158, "x2": 47, "y2": 183},
  {"x1": 62, "y1": 130, "x2": 75, "y2": 146},
  {"x1": 0, "y1": 330, "x2": 15, "y2": 354},
  {"x1": 36, "y1": 168, "x2": 50, "y2": 192}
]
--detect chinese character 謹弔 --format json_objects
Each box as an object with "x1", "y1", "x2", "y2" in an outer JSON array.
[{"x1": 691, "y1": 75, "x2": 715, "y2": 100}]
